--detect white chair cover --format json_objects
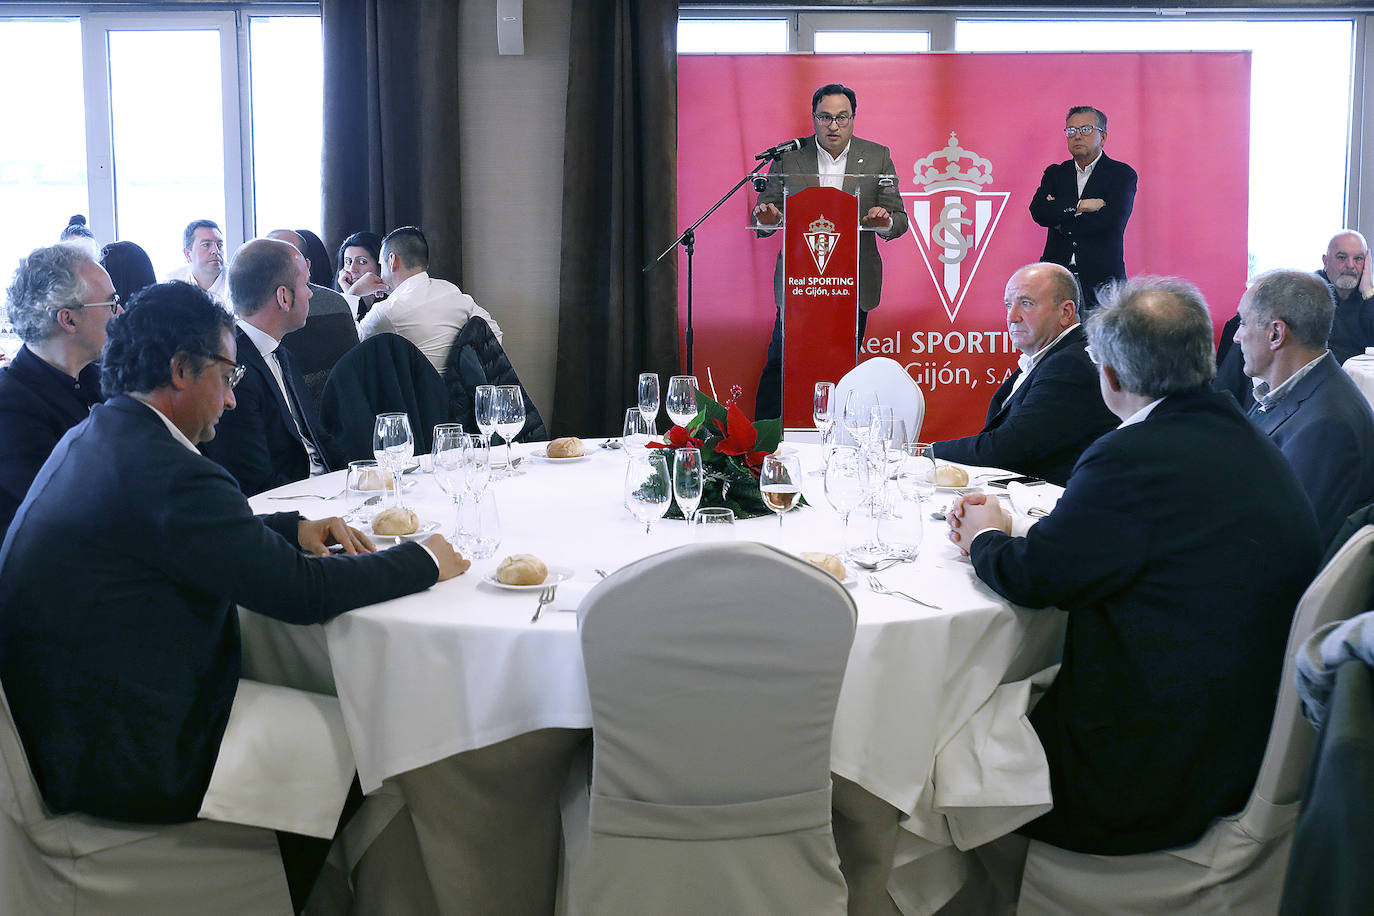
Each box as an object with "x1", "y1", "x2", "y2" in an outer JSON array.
[
  {"x1": 833, "y1": 356, "x2": 925, "y2": 444},
  {"x1": 0, "y1": 682, "x2": 291, "y2": 915},
  {"x1": 565, "y1": 542, "x2": 856, "y2": 916},
  {"x1": 1018, "y1": 524, "x2": 1374, "y2": 915}
]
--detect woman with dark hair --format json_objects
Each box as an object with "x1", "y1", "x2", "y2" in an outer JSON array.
[
  {"x1": 99, "y1": 241, "x2": 158, "y2": 307},
  {"x1": 295, "y1": 229, "x2": 335, "y2": 288},
  {"x1": 335, "y1": 230, "x2": 388, "y2": 318},
  {"x1": 59, "y1": 215, "x2": 100, "y2": 260}
]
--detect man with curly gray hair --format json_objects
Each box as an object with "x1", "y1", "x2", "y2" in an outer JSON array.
[
  {"x1": 945, "y1": 276, "x2": 1320, "y2": 869},
  {"x1": 0, "y1": 244, "x2": 119, "y2": 539}
]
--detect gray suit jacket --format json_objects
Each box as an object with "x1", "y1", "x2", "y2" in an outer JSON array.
[
  {"x1": 1249, "y1": 353, "x2": 1374, "y2": 544},
  {"x1": 757, "y1": 136, "x2": 908, "y2": 312}
]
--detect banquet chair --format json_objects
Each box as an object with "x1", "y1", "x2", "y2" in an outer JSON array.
[
  {"x1": 565, "y1": 542, "x2": 856, "y2": 915},
  {"x1": 318, "y1": 332, "x2": 451, "y2": 460},
  {"x1": 833, "y1": 357, "x2": 925, "y2": 444},
  {"x1": 441, "y1": 316, "x2": 549, "y2": 442},
  {"x1": 281, "y1": 310, "x2": 361, "y2": 414},
  {"x1": 0, "y1": 682, "x2": 292, "y2": 915},
  {"x1": 1018, "y1": 524, "x2": 1374, "y2": 915}
]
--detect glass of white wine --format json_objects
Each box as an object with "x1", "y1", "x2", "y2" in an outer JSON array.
[{"x1": 759, "y1": 453, "x2": 803, "y2": 530}]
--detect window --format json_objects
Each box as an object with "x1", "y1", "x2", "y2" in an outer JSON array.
[
  {"x1": 813, "y1": 31, "x2": 930, "y2": 54},
  {"x1": 678, "y1": 18, "x2": 789, "y2": 54},
  {"x1": 0, "y1": 8, "x2": 323, "y2": 285}
]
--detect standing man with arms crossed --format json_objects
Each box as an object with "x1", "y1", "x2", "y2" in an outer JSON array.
[
  {"x1": 1029, "y1": 106, "x2": 1137, "y2": 313},
  {"x1": 752, "y1": 83, "x2": 909, "y2": 420}
]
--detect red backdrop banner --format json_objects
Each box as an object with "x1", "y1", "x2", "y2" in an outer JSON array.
[{"x1": 676, "y1": 52, "x2": 1251, "y2": 439}]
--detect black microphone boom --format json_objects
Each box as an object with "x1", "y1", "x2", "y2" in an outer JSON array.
[{"x1": 754, "y1": 138, "x2": 803, "y2": 161}]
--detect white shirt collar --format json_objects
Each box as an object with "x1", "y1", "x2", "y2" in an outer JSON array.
[
  {"x1": 129, "y1": 394, "x2": 200, "y2": 453},
  {"x1": 1075, "y1": 150, "x2": 1103, "y2": 175},
  {"x1": 236, "y1": 318, "x2": 279, "y2": 359},
  {"x1": 816, "y1": 141, "x2": 851, "y2": 168},
  {"x1": 389, "y1": 271, "x2": 430, "y2": 298},
  {"x1": 1118, "y1": 397, "x2": 1166, "y2": 428},
  {"x1": 1017, "y1": 322, "x2": 1080, "y2": 375}
]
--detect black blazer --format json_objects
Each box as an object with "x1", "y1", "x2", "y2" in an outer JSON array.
[
  {"x1": 201, "y1": 327, "x2": 332, "y2": 496},
  {"x1": 319, "y1": 333, "x2": 451, "y2": 461},
  {"x1": 1249, "y1": 353, "x2": 1374, "y2": 545},
  {"x1": 0, "y1": 396, "x2": 438, "y2": 823},
  {"x1": 971, "y1": 389, "x2": 1321, "y2": 854},
  {"x1": 931, "y1": 326, "x2": 1118, "y2": 486},
  {"x1": 0, "y1": 346, "x2": 101, "y2": 542},
  {"x1": 1028, "y1": 153, "x2": 1137, "y2": 298}
]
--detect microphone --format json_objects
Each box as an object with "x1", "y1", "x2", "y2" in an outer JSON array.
[{"x1": 754, "y1": 138, "x2": 803, "y2": 161}]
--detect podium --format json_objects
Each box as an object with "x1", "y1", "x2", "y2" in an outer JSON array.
[{"x1": 754, "y1": 175, "x2": 888, "y2": 429}]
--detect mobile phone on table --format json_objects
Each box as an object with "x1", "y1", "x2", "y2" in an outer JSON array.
[{"x1": 984, "y1": 475, "x2": 1047, "y2": 488}]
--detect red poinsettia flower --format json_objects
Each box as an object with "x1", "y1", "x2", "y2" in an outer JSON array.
[
  {"x1": 647, "y1": 425, "x2": 704, "y2": 451},
  {"x1": 712, "y1": 401, "x2": 769, "y2": 469}
]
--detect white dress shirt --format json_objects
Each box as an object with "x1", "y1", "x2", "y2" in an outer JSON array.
[
  {"x1": 237, "y1": 319, "x2": 326, "y2": 476},
  {"x1": 165, "y1": 264, "x2": 231, "y2": 311},
  {"x1": 357, "y1": 271, "x2": 504, "y2": 374},
  {"x1": 817, "y1": 141, "x2": 893, "y2": 235}
]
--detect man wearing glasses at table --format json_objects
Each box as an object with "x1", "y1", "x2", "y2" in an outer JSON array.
[
  {"x1": 0, "y1": 281, "x2": 467, "y2": 907},
  {"x1": 752, "y1": 82, "x2": 909, "y2": 420},
  {"x1": 0, "y1": 244, "x2": 118, "y2": 540},
  {"x1": 1029, "y1": 106, "x2": 1137, "y2": 313}
]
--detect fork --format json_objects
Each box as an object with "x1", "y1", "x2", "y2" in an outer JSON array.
[
  {"x1": 263, "y1": 488, "x2": 345, "y2": 500},
  {"x1": 530, "y1": 585, "x2": 557, "y2": 623},
  {"x1": 866, "y1": 575, "x2": 942, "y2": 609}
]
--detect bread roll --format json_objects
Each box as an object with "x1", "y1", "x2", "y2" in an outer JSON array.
[
  {"x1": 496, "y1": 554, "x2": 548, "y2": 586},
  {"x1": 927, "y1": 465, "x2": 969, "y2": 487},
  {"x1": 801, "y1": 551, "x2": 846, "y2": 580},
  {"x1": 546, "y1": 437, "x2": 584, "y2": 459},
  {"x1": 356, "y1": 468, "x2": 393, "y2": 491},
  {"x1": 372, "y1": 506, "x2": 419, "y2": 535}
]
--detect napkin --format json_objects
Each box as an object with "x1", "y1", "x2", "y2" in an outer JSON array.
[
  {"x1": 550, "y1": 580, "x2": 597, "y2": 614},
  {"x1": 1008, "y1": 480, "x2": 1064, "y2": 519}
]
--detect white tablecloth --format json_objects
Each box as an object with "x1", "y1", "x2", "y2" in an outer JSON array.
[
  {"x1": 247, "y1": 442, "x2": 1065, "y2": 856},
  {"x1": 1343, "y1": 352, "x2": 1374, "y2": 409}
]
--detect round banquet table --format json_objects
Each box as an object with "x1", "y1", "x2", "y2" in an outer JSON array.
[{"x1": 245, "y1": 439, "x2": 1066, "y2": 913}]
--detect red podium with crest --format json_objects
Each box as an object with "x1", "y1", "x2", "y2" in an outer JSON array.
[{"x1": 778, "y1": 186, "x2": 861, "y2": 429}]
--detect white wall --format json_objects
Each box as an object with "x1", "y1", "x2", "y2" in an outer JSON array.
[{"x1": 457, "y1": 0, "x2": 571, "y2": 428}]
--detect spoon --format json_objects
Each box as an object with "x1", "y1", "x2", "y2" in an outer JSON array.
[{"x1": 850, "y1": 556, "x2": 907, "y2": 572}]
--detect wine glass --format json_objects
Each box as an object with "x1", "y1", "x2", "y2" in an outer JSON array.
[
  {"x1": 672, "y1": 447, "x2": 704, "y2": 526},
  {"x1": 811, "y1": 381, "x2": 836, "y2": 475},
  {"x1": 638, "y1": 372, "x2": 660, "y2": 433},
  {"x1": 759, "y1": 453, "x2": 803, "y2": 530},
  {"x1": 474, "y1": 385, "x2": 498, "y2": 445},
  {"x1": 431, "y1": 425, "x2": 466, "y2": 538},
  {"x1": 624, "y1": 451, "x2": 671, "y2": 534},
  {"x1": 623, "y1": 407, "x2": 651, "y2": 451},
  {"x1": 842, "y1": 389, "x2": 878, "y2": 446},
  {"x1": 665, "y1": 375, "x2": 699, "y2": 429},
  {"x1": 825, "y1": 446, "x2": 868, "y2": 555},
  {"x1": 372, "y1": 412, "x2": 414, "y2": 507},
  {"x1": 463, "y1": 433, "x2": 491, "y2": 500},
  {"x1": 869, "y1": 413, "x2": 908, "y2": 481},
  {"x1": 493, "y1": 385, "x2": 526, "y2": 476}
]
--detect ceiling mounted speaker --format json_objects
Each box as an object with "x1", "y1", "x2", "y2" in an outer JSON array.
[{"x1": 497, "y1": 0, "x2": 524, "y2": 55}]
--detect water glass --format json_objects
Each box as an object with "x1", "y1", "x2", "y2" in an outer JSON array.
[
  {"x1": 672, "y1": 447, "x2": 704, "y2": 524},
  {"x1": 824, "y1": 446, "x2": 868, "y2": 555},
  {"x1": 624, "y1": 451, "x2": 671, "y2": 534},
  {"x1": 760, "y1": 453, "x2": 803, "y2": 529},
  {"x1": 665, "y1": 375, "x2": 699, "y2": 428},
  {"x1": 346, "y1": 459, "x2": 386, "y2": 523},
  {"x1": 456, "y1": 488, "x2": 501, "y2": 559},
  {"x1": 638, "y1": 372, "x2": 661, "y2": 432},
  {"x1": 902, "y1": 443, "x2": 938, "y2": 501},
  {"x1": 876, "y1": 479, "x2": 923, "y2": 559},
  {"x1": 693, "y1": 507, "x2": 736, "y2": 540}
]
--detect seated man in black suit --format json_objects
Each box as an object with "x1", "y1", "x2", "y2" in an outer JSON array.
[
  {"x1": 1028, "y1": 106, "x2": 1137, "y2": 312},
  {"x1": 947, "y1": 276, "x2": 1321, "y2": 859},
  {"x1": 1234, "y1": 269, "x2": 1374, "y2": 544},
  {"x1": 0, "y1": 281, "x2": 466, "y2": 903},
  {"x1": 0, "y1": 244, "x2": 117, "y2": 540},
  {"x1": 931, "y1": 262, "x2": 1118, "y2": 486},
  {"x1": 201, "y1": 237, "x2": 335, "y2": 495}
]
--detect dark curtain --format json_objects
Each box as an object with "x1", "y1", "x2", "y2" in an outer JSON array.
[
  {"x1": 553, "y1": 0, "x2": 680, "y2": 437},
  {"x1": 320, "y1": 0, "x2": 463, "y2": 286}
]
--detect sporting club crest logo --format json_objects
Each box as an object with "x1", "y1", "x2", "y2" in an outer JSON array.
[
  {"x1": 803, "y1": 214, "x2": 840, "y2": 275},
  {"x1": 904, "y1": 133, "x2": 1009, "y2": 322}
]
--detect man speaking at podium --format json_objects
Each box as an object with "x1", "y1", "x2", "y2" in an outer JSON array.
[{"x1": 752, "y1": 83, "x2": 909, "y2": 420}]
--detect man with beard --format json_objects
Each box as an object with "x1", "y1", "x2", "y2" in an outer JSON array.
[{"x1": 1317, "y1": 230, "x2": 1374, "y2": 364}]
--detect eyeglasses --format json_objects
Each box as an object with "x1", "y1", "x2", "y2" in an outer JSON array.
[
  {"x1": 67, "y1": 293, "x2": 123, "y2": 315},
  {"x1": 205, "y1": 353, "x2": 246, "y2": 389},
  {"x1": 814, "y1": 114, "x2": 852, "y2": 127},
  {"x1": 1064, "y1": 125, "x2": 1104, "y2": 138}
]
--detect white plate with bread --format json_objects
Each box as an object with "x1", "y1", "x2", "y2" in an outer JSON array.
[
  {"x1": 482, "y1": 565, "x2": 575, "y2": 591},
  {"x1": 531, "y1": 437, "x2": 588, "y2": 463},
  {"x1": 482, "y1": 554, "x2": 575, "y2": 590}
]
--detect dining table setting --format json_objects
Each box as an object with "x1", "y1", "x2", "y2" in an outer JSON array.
[{"x1": 239, "y1": 383, "x2": 1069, "y2": 914}]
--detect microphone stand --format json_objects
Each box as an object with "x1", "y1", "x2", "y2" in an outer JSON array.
[{"x1": 646, "y1": 157, "x2": 779, "y2": 376}]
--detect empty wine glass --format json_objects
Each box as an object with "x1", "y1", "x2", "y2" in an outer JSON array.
[
  {"x1": 825, "y1": 446, "x2": 868, "y2": 555},
  {"x1": 372, "y1": 412, "x2": 413, "y2": 507},
  {"x1": 493, "y1": 385, "x2": 526, "y2": 476},
  {"x1": 623, "y1": 407, "x2": 651, "y2": 451},
  {"x1": 463, "y1": 433, "x2": 491, "y2": 501},
  {"x1": 431, "y1": 425, "x2": 466, "y2": 538},
  {"x1": 665, "y1": 375, "x2": 699, "y2": 429},
  {"x1": 624, "y1": 451, "x2": 671, "y2": 534},
  {"x1": 842, "y1": 389, "x2": 878, "y2": 446},
  {"x1": 869, "y1": 414, "x2": 908, "y2": 481},
  {"x1": 811, "y1": 381, "x2": 836, "y2": 476},
  {"x1": 672, "y1": 447, "x2": 704, "y2": 526},
  {"x1": 760, "y1": 453, "x2": 803, "y2": 530},
  {"x1": 638, "y1": 372, "x2": 661, "y2": 433}
]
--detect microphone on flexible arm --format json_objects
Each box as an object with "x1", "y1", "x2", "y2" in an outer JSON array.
[{"x1": 754, "y1": 138, "x2": 803, "y2": 161}]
